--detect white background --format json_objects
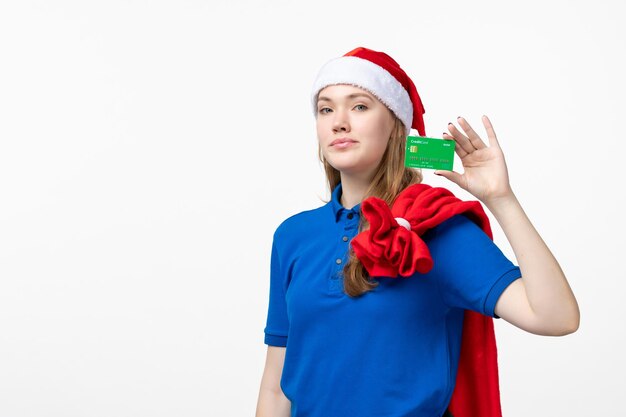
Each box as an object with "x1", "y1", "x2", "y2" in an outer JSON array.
[{"x1": 0, "y1": 1, "x2": 624, "y2": 416}]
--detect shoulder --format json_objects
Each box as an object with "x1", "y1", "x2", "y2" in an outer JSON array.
[
  {"x1": 423, "y1": 214, "x2": 488, "y2": 244},
  {"x1": 273, "y1": 203, "x2": 329, "y2": 243},
  {"x1": 424, "y1": 213, "x2": 515, "y2": 278},
  {"x1": 422, "y1": 213, "x2": 496, "y2": 264}
]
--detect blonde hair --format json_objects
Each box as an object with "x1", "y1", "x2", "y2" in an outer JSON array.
[{"x1": 318, "y1": 116, "x2": 423, "y2": 297}]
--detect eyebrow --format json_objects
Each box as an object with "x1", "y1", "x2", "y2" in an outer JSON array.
[{"x1": 317, "y1": 93, "x2": 374, "y2": 103}]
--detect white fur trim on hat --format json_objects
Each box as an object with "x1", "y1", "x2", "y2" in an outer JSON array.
[{"x1": 311, "y1": 55, "x2": 413, "y2": 135}]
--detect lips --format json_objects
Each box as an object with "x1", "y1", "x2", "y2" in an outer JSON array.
[{"x1": 330, "y1": 138, "x2": 357, "y2": 146}]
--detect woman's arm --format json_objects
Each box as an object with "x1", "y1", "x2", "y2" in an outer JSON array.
[
  {"x1": 486, "y1": 192, "x2": 579, "y2": 335},
  {"x1": 256, "y1": 346, "x2": 291, "y2": 417},
  {"x1": 435, "y1": 116, "x2": 580, "y2": 336}
]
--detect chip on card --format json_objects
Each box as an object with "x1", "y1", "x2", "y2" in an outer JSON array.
[{"x1": 404, "y1": 136, "x2": 455, "y2": 171}]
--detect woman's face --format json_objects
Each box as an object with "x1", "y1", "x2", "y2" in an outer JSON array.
[{"x1": 316, "y1": 84, "x2": 395, "y2": 179}]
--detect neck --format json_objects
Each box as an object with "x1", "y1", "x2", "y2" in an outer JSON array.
[{"x1": 339, "y1": 172, "x2": 373, "y2": 209}]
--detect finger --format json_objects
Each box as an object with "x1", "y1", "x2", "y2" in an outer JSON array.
[
  {"x1": 457, "y1": 116, "x2": 487, "y2": 150},
  {"x1": 434, "y1": 169, "x2": 465, "y2": 189},
  {"x1": 481, "y1": 115, "x2": 501, "y2": 149},
  {"x1": 442, "y1": 132, "x2": 467, "y2": 158},
  {"x1": 447, "y1": 122, "x2": 474, "y2": 154}
]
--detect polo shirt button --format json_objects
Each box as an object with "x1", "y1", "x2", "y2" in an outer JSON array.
[
  {"x1": 347, "y1": 213, "x2": 354, "y2": 219},
  {"x1": 342, "y1": 236, "x2": 348, "y2": 242},
  {"x1": 336, "y1": 258, "x2": 342, "y2": 264}
]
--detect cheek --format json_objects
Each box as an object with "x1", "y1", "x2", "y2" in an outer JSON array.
[
  {"x1": 316, "y1": 120, "x2": 331, "y2": 158},
  {"x1": 370, "y1": 116, "x2": 393, "y2": 149},
  {"x1": 316, "y1": 118, "x2": 329, "y2": 142}
]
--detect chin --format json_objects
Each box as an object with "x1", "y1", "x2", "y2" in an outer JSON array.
[
  {"x1": 328, "y1": 153, "x2": 379, "y2": 170},
  {"x1": 328, "y1": 162, "x2": 369, "y2": 176},
  {"x1": 326, "y1": 157, "x2": 357, "y2": 171}
]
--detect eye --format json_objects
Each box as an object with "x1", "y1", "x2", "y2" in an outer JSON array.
[
  {"x1": 354, "y1": 104, "x2": 368, "y2": 111},
  {"x1": 318, "y1": 107, "x2": 332, "y2": 114}
]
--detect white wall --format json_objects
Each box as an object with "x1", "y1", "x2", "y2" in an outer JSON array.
[{"x1": 0, "y1": 0, "x2": 623, "y2": 415}]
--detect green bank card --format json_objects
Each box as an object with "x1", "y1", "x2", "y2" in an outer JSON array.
[{"x1": 405, "y1": 136, "x2": 455, "y2": 171}]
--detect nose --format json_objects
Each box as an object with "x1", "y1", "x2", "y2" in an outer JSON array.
[{"x1": 332, "y1": 108, "x2": 350, "y2": 133}]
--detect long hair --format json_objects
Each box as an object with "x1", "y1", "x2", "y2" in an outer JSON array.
[{"x1": 318, "y1": 116, "x2": 423, "y2": 297}]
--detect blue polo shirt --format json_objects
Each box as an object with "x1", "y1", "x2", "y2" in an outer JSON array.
[{"x1": 264, "y1": 183, "x2": 521, "y2": 417}]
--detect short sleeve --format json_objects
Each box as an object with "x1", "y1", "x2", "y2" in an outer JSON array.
[
  {"x1": 263, "y1": 233, "x2": 289, "y2": 346},
  {"x1": 425, "y1": 214, "x2": 522, "y2": 318}
]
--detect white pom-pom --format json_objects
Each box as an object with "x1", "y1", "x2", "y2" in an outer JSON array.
[{"x1": 395, "y1": 217, "x2": 411, "y2": 231}]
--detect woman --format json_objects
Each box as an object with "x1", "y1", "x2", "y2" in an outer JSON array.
[{"x1": 256, "y1": 47, "x2": 579, "y2": 417}]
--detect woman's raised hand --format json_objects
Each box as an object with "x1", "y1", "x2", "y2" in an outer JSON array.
[{"x1": 434, "y1": 115, "x2": 513, "y2": 205}]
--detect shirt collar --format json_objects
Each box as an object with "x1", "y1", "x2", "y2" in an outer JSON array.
[{"x1": 330, "y1": 182, "x2": 362, "y2": 223}]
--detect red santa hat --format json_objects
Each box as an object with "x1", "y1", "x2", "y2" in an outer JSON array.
[{"x1": 311, "y1": 46, "x2": 426, "y2": 136}]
